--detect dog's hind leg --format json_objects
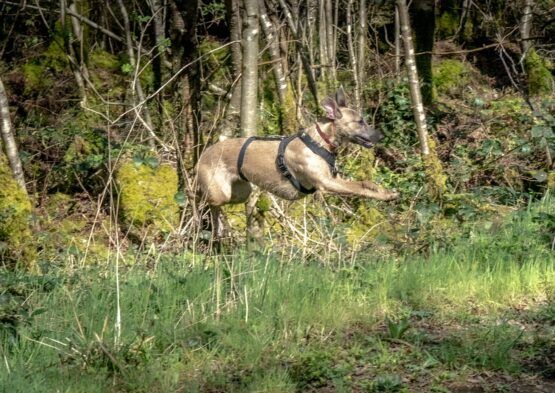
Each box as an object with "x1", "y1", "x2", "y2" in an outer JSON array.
[{"x1": 209, "y1": 205, "x2": 225, "y2": 243}]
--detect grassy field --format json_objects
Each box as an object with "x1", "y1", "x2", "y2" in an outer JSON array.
[{"x1": 1, "y1": 199, "x2": 554, "y2": 392}]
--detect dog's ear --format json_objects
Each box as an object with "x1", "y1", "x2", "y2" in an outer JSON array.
[
  {"x1": 335, "y1": 87, "x2": 347, "y2": 107},
  {"x1": 321, "y1": 96, "x2": 343, "y2": 120}
]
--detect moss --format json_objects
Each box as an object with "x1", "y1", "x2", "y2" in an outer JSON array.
[
  {"x1": 39, "y1": 194, "x2": 112, "y2": 264},
  {"x1": 342, "y1": 149, "x2": 376, "y2": 180},
  {"x1": 90, "y1": 49, "x2": 120, "y2": 71},
  {"x1": 44, "y1": 192, "x2": 73, "y2": 219},
  {"x1": 116, "y1": 160, "x2": 179, "y2": 239},
  {"x1": 437, "y1": 12, "x2": 459, "y2": 38},
  {"x1": 524, "y1": 49, "x2": 554, "y2": 96},
  {"x1": 424, "y1": 137, "x2": 447, "y2": 200},
  {"x1": 0, "y1": 154, "x2": 37, "y2": 271},
  {"x1": 282, "y1": 86, "x2": 299, "y2": 134},
  {"x1": 548, "y1": 172, "x2": 555, "y2": 192},
  {"x1": 345, "y1": 205, "x2": 386, "y2": 246},
  {"x1": 43, "y1": 40, "x2": 69, "y2": 72},
  {"x1": 256, "y1": 193, "x2": 272, "y2": 212},
  {"x1": 221, "y1": 203, "x2": 247, "y2": 233},
  {"x1": 22, "y1": 62, "x2": 49, "y2": 92},
  {"x1": 433, "y1": 59, "x2": 470, "y2": 96}
]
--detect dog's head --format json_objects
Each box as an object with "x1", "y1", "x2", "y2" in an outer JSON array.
[{"x1": 321, "y1": 88, "x2": 383, "y2": 148}]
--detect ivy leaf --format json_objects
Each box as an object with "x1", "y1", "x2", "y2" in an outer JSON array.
[
  {"x1": 144, "y1": 157, "x2": 159, "y2": 169},
  {"x1": 132, "y1": 155, "x2": 144, "y2": 167},
  {"x1": 174, "y1": 191, "x2": 187, "y2": 206}
]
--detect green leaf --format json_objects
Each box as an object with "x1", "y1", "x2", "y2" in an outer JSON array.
[
  {"x1": 132, "y1": 155, "x2": 144, "y2": 167},
  {"x1": 144, "y1": 157, "x2": 159, "y2": 169},
  {"x1": 174, "y1": 191, "x2": 187, "y2": 206},
  {"x1": 121, "y1": 63, "x2": 133, "y2": 74}
]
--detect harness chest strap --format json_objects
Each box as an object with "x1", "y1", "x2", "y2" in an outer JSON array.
[{"x1": 237, "y1": 131, "x2": 337, "y2": 195}]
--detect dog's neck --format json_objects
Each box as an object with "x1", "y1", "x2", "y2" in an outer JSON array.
[{"x1": 308, "y1": 120, "x2": 337, "y2": 152}]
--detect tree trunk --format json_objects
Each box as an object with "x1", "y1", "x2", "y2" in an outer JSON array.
[
  {"x1": 394, "y1": 6, "x2": 401, "y2": 81},
  {"x1": 357, "y1": 0, "x2": 367, "y2": 97},
  {"x1": 276, "y1": 0, "x2": 319, "y2": 104},
  {"x1": 396, "y1": 0, "x2": 429, "y2": 156},
  {"x1": 240, "y1": 0, "x2": 259, "y2": 137},
  {"x1": 0, "y1": 77, "x2": 27, "y2": 193},
  {"x1": 346, "y1": 0, "x2": 361, "y2": 110},
  {"x1": 172, "y1": 0, "x2": 202, "y2": 163},
  {"x1": 151, "y1": 0, "x2": 166, "y2": 98},
  {"x1": 326, "y1": 0, "x2": 337, "y2": 82},
  {"x1": 61, "y1": 0, "x2": 87, "y2": 100},
  {"x1": 318, "y1": 0, "x2": 330, "y2": 87},
  {"x1": 241, "y1": 0, "x2": 265, "y2": 244},
  {"x1": 520, "y1": 0, "x2": 534, "y2": 54},
  {"x1": 397, "y1": 0, "x2": 445, "y2": 198},
  {"x1": 409, "y1": 0, "x2": 435, "y2": 106},
  {"x1": 259, "y1": 0, "x2": 286, "y2": 107},
  {"x1": 224, "y1": 0, "x2": 243, "y2": 136}
]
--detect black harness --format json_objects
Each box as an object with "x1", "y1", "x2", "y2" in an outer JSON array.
[{"x1": 237, "y1": 131, "x2": 337, "y2": 195}]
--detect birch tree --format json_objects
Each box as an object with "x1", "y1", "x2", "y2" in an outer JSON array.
[
  {"x1": 357, "y1": 0, "x2": 368, "y2": 97},
  {"x1": 224, "y1": 0, "x2": 243, "y2": 134},
  {"x1": 240, "y1": 0, "x2": 260, "y2": 137},
  {"x1": 0, "y1": 77, "x2": 26, "y2": 193},
  {"x1": 519, "y1": 0, "x2": 534, "y2": 54},
  {"x1": 396, "y1": 0, "x2": 446, "y2": 197},
  {"x1": 259, "y1": 0, "x2": 287, "y2": 113},
  {"x1": 346, "y1": 0, "x2": 361, "y2": 110}
]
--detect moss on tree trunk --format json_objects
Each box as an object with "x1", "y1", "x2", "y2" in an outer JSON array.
[{"x1": 0, "y1": 153, "x2": 37, "y2": 271}]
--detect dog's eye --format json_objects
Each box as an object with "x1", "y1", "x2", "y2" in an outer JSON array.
[{"x1": 358, "y1": 119, "x2": 365, "y2": 125}]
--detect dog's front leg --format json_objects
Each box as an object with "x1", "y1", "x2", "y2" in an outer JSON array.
[{"x1": 317, "y1": 177, "x2": 399, "y2": 201}]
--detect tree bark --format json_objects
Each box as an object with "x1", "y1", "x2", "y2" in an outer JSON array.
[
  {"x1": 394, "y1": 6, "x2": 401, "y2": 81},
  {"x1": 357, "y1": 0, "x2": 367, "y2": 97},
  {"x1": 396, "y1": 0, "x2": 429, "y2": 156},
  {"x1": 409, "y1": 0, "x2": 435, "y2": 106},
  {"x1": 259, "y1": 0, "x2": 286, "y2": 107},
  {"x1": 240, "y1": 0, "x2": 260, "y2": 137},
  {"x1": 151, "y1": 0, "x2": 167, "y2": 92},
  {"x1": 397, "y1": 0, "x2": 445, "y2": 198},
  {"x1": 224, "y1": 0, "x2": 243, "y2": 135},
  {"x1": 276, "y1": 0, "x2": 319, "y2": 104},
  {"x1": 0, "y1": 77, "x2": 27, "y2": 193},
  {"x1": 172, "y1": 0, "x2": 202, "y2": 163},
  {"x1": 318, "y1": 0, "x2": 330, "y2": 86},
  {"x1": 519, "y1": 0, "x2": 534, "y2": 54},
  {"x1": 346, "y1": 0, "x2": 361, "y2": 110}
]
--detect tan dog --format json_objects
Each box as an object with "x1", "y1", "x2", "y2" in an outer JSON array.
[{"x1": 196, "y1": 88, "x2": 399, "y2": 238}]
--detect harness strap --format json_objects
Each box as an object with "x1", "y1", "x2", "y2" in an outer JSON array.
[
  {"x1": 298, "y1": 131, "x2": 337, "y2": 176},
  {"x1": 276, "y1": 135, "x2": 316, "y2": 194},
  {"x1": 236, "y1": 131, "x2": 337, "y2": 195}
]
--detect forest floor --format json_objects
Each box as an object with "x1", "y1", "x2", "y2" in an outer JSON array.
[{"x1": 1, "y1": 197, "x2": 554, "y2": 392}]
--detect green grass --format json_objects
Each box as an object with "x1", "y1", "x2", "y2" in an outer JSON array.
[{"x1": 1, "y1": 199, "x2": 554, "y2": 392}]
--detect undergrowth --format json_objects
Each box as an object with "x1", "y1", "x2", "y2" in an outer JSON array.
[{"x1": 1, "y1": 198, "x2": 553, "y2": 392}]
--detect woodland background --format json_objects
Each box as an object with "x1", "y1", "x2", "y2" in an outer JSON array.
[{"x1": 0, "y1": 0, "x2": 554, "y2": 392}]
